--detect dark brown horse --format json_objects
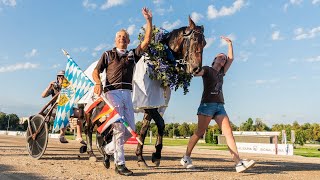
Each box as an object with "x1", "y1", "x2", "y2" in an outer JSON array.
[{"x1": 135, "y1": 17, "x2": 206, "y2": 167}]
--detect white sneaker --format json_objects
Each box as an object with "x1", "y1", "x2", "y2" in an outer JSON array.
[
  {"x1": 235, "y1": 159, "x2": 255, "y2": 173},
  {"x1": 180, "y1": 156, "x2": 195, "y2": 169}
]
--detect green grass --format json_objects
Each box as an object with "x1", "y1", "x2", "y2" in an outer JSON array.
[
  {"x1": 294, "y1": 147, "x2": 320, "y2": 157},
  {"x1": 136, "y1": 137, "x2": 229, "y2": 150},
  {"x1": 65, "y1": 135, "x2": 320, "y2": 157}
]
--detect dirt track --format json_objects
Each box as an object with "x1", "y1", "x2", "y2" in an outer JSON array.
[{"x1": 0, "y1": 135, "x2": 320, "y2": 180}]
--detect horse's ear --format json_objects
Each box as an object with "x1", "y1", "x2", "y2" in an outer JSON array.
[{"x1": 188, "y1": 16, "x2": 196, "y2": 30}]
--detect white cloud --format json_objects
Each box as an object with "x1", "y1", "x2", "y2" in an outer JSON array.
[
  {"x1": 101, "y1": 0, "x2": 125, "y2": 10},
  {"x1": 207, "y1": 0, "x2": 245, "y2": 19},
  {"x1": 238, "y1": 51, "x2": 251, "y2": 62},
  {"x1": 92, "y1": 52, "x2": 98, "y2": 57},
  {"x1": 127, "y1": 24, "x2": 136, "y2": 35},
  {"x1": 271, "y1": 31, "x2": 284, "y2": 40},
  {"x1": 153, "y1": 0, "x2": 163, "y2": 5},
  {"x1": 255, "y1": 79, "x2": 267, "y2": 84},
  {"x1": 191, "y1": 12, "x2": 204, "y2": 23},
  {"x1": 289, "y1": 76, "x2": 298, "y2": 80},
  {"x1": 73, "y1": 47, "x2": 88, "y2": 53},
  {"x1": 293, "y1": 26, "x2": 320, "y2": 40},
  {"x1": 270, "y1": 24, "x2": 277, "y2": 28},
  {"x1": 24, "y1": 49, "x2": 38, "y2": 58},
  {"x1": 243, "y1": 36, "x2": 256, "y2": 46},
  {"x1": 290, "y1": 0, "x2": 303, "y2": 5},
  {"x1": 219, "y1": 34, "x2": 236, "y2": 47},
  {"x1": 255, "y1": 79, "x2": 280, "y2": 84},
  {"x1": 289, "y1": 58, "x2": 298, "y2": 63},
  {"x1": 306, "y1": 55, "x2": 320, "y2": 62},
  {"x1": 161, "y1": 20, "x2": 181, "y2": 30},
  {"x1": 1, "y1": 0, "x2": 16, "y2": 7},
  {"x1": 155, "y1": 5, "x2": 173, "y2": 16},
  {"x1": 312, "y1": 0, "x2": 320, "y2": 4},
  {"x1": 128, "y1": 40, "x2": 140, "y2": 49},
  {"x1": 283, "y1": 0, "x2": 303, "y2": 12},
  {"x1": 283, "y1": 3, "x2": 289, "y2": 12},
  {"x1": 204, "y1": 37, "x2": 215, "y2": 49},
  {"x1": 82, "y1": 0, "x2": 97, "y2": 10},
  {"x1": 0, "y1": 62, "x2": 39, "y2": 73},
  {"x1": 250, "y1": 37, "x2": 256, "y2": 44},
  {"x1": 52, "y1": 64, "x2": 61, "y2": 69},
  {"x1": 92, "y1": 43, "x2": 112, "y2": 57},
  {"x1": 94, "y1": 43, "x2": 110, "y2": 51}
]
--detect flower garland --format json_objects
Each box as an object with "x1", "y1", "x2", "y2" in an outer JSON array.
[{"x1": 138, "y1": 26, "x2": 192, "y2": 95}]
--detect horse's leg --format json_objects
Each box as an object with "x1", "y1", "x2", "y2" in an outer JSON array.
[
  {"x1": 149, "y1": 109, "x2": 165, "y2": 167},
  {"x1": 84, "y1": 112, "x2": 97, "y2": 161},
  {"x1": 135, "y1": 112, "x2": 151, "y2": 168}
]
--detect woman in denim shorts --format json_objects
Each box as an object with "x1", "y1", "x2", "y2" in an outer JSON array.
[{"x1": 180, "y1": 36, "x2": 255, "y2": 173}]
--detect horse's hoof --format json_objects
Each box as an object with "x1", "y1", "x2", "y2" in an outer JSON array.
[
  {"x1": 103, "y1": 154, "x2": 110, "y2": 169},
  {"x1": 79, "y1": 145, "x2": 87, "y2": 153},
  {"x1": 152, "y1": 159, "x2": 160, "y2": 167},
  {"x1": 137, "y1": 160, "x2": 150, "y2": 169},
  {"x1": 152, "y1": 153, "x2": 161, "y2": 167}
]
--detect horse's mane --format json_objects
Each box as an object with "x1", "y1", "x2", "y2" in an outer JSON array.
[{"x1": 161, "y1": 27, "x2": 186, "y2": 45}]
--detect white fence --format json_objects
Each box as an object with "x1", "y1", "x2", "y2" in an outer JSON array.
[
  {"x1": 232, "y1": 131, "x2": 293, "y2": 156},
  {"x1": 236, "y1": 142, "x2": 293, "y2": 156}
]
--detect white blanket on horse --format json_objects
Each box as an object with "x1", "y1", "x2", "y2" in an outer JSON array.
[{"x1": 132, "y1": 56, "x2": 169, "y2": 113}]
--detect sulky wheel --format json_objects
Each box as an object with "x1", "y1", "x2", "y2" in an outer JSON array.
[{"x1": 26, "y1": 114, "x2": 48, "y2": 159}]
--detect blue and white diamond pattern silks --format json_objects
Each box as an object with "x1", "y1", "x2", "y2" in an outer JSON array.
[{"x1": 53, "y1": 55, "x2": 94, "y2": 132}]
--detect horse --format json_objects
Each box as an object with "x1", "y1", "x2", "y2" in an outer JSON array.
[{"x1": 134, "y1": 16, "x2": 206, "y2": 167}]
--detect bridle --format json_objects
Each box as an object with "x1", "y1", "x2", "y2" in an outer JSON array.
[{"x1": 175, "y1": 26, "x2": 205, "y2": 66}]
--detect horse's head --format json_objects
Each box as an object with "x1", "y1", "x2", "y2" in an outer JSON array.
[{"x1": 163, "y1": 17, "x2": 206, "y2": 73}]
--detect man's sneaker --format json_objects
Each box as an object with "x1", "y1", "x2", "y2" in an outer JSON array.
[
  {"x1": 235, "y1": 159, "x2": 255, "y2": 173},
  {"x1": 115, "y1": 164, "x2": 133, "y2": 176},
  {"x1": 180, "y1": 156, "x2": 194, "y2": 169}
]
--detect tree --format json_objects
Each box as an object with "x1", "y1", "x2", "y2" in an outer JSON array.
[
  {"x1": 150, "y1": 122, "x2": 158, "y2": 136},
  {"x1": 301, "y1": 123, "x2": 312, "y2": 142},
  {"x1": 164, "y1": 123, "x2": 173, "y2": 137},
  {"x1": 295, "y1": 129, "x2": 306, "y2": 146},
  {"x1": 135, "y1": 121, "x2": 143, "y2": 135},
  {"x1": 0, "y1": 113, "x2": 19, "y2": 131},
  {"x1": 0, "y1": 112, "x2": 7, "y2": 130},
  {"x1": 173, "y1": 123, "x2": 180, "y2": 137},
  {"x1": 23, "y1": 120, "x2": 29, "y2": 130},
  {"x1": 229, "y1": 121, "x2": 238, "y2": 131},
  {"x1": 311, "y1": 123, "x2": 320, "y2": 142},
  {"x1": 188, "y1": 123, "x2": 197, "y2": 135},
  {"x1": 240, "y1": 118, "x2": 254, "y2": 131},
  {"x1": 254, "y1": 118, "x2": 270, "y2": 131},
  {"x1": 292, "y1": 121, "x2": 300, "y2": 130},
  {"x1": 178, "y1": 122, "x2": 190, "y2": 138},
  {"x1": 205, "y1": 128, "x2": 214, "y2": 143}
]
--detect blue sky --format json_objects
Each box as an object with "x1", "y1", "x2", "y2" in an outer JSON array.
[{"x1": 1, "y1": 0, "x2": 320, "y2": 126}]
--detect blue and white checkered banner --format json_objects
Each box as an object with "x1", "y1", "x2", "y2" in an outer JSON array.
[{"x1": 53, "y1": 50, "x2": 94, "y2": 132}]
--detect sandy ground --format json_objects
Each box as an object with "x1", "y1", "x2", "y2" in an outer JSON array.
[{"x1": 0, "y1": 135, "x2": 320, "y2": 180}]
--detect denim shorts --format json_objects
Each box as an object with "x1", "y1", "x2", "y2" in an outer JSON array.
[{"x1": 197, "y1": 102, "x2": 227, "y2": 118}]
